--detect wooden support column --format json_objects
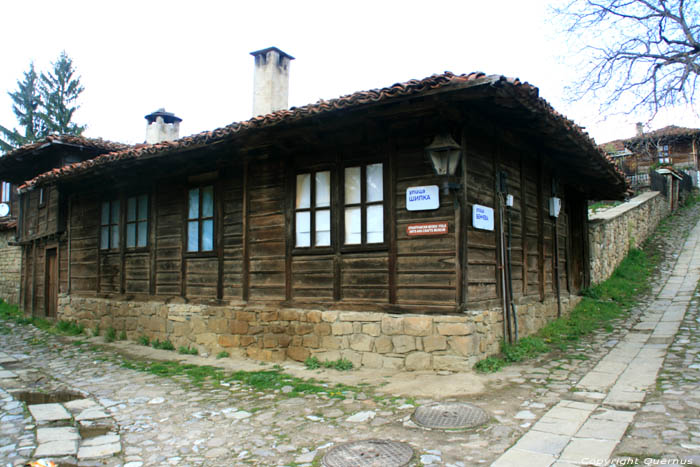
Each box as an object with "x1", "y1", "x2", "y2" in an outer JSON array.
[
  {"x1": 284, "y1": 159, "x2": 293, "y2": 302},
  {"x1": 180, "y1": 184, "x2": 187, "y2": 298},
  {"x1": 67, "y1": 194, "x2": 72, "y2": 295},
  {"x1": 537, "y1": 156, "x2": 545, "y2": 302},
  {"x1": 242, "y1": 159, "x2": 250, "y2": 302},
  {"x1": 216, "y1": 180, "x2": 224, "y2": 300},
  {"x1": 388, "y1": 142, "x2": 397, "y2": 305},
  {"x1": 520, "y1": 155, "x2": 528, "y2": 296},
  {"x1": 149, "y1": 186, "x2": 157, "y2": 296},
  {"x1": 458, "y1": 125, "x2": 469, "y2": 307},
  {"x1": 332, "y1": 152, "x2": 341, "y2": 301}
]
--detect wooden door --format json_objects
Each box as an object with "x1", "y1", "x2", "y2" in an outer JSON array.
[{"x1": 45, "y1": 248, "x2": 58, "y2": 318}]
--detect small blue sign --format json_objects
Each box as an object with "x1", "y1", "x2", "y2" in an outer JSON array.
[{"x1": 472, "y1": 204, "x2": 494, "y2": 231}]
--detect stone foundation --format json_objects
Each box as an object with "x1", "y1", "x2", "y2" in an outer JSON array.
[
  {"x1": 58, "y1": 294, "x2": 580, "y2": 370},
  {"x1": 0, "y1": 229, "x2": 21, "y2": 305}
]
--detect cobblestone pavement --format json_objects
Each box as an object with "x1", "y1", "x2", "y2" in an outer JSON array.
[{"x1": 1, "y1": 206, "x2": 699, "y2": 467}]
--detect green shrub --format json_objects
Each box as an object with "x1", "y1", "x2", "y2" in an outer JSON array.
[
  {"x1": 152, "y1": 339, "x2": 175, "y2": 351},
  {"x1": 216, "y1": 351, "x2": 230, "y2": 359},
  {"x1": 105, "y1": 327, "x2": 116, "y2": 343},
  {"x1": 304, "y1": 356, "x2": 353, "y2": 371},
  {"x1": 138, "y1": 335, "x2": 150, "y2": 346},
  {"x1": 92, "y1": 324, "x2": 100, "y2": 337},
  {"x1": 118, "y1": 330, "x2": 127, "y2": 341},
  {"x1": 55, "y1": 320, "x2": 84, "y2": 336},
  {"x1": 178, "y1": 346, "x2": 198, "y2": 355}
]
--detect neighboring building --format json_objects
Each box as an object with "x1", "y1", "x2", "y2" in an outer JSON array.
[
  {"x1": 603, "y1": 125, "x2": 700, "y2": 177},
  {"x1": 11, "y1": 49, "x2": 628, "y2": 369},
  {"x1": 0, "y1": 135, "x2": 128, "y2": 313},
  {"x1": 0, "y1": 179, "x2": 20, "y2": 304}
]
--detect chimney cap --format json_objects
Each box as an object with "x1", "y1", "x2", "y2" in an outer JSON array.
[
  {"x1": 145, "y1": 108, "x2": 182, "y2": 124},
  {"x1": 249, "y1": 47, "x2": 295, "y2": 61}
]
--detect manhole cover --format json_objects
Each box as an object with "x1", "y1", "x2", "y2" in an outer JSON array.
[
  {"x1": 322, "y1": 439, "x2": 413, "y2": 467},
  {"x1": 412, "y1": 402, "x2": 489, "y2": 430}
]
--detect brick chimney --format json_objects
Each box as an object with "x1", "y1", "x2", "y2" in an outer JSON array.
[
  {"x1": 250, "y1": 47, "x2": 294, "y2": 117},
  {"x1": 145, "y1": 109, "x2": 182, "y2": 144},
  {"x1": 636, "y1": 122, "x2": 644, "y2": 137}
]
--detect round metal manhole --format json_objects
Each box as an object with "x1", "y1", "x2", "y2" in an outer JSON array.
[
  {"x1": 322, "y1": 439, "x2": 414, "y2": 467},
  {"x1": 412, "y1": 402, "x2": 490, "y2": 430}
]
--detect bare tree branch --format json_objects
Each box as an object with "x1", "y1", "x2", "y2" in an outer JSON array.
[{"x1": 553, "y1": 0, "x2": 699, "y2": 118}]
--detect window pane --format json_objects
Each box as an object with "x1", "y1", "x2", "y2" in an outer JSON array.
[
  {"x1": 111, "y1": 200, "x2": 120, "y2": 224},
  {"x1": 367, "y1": 204, "x2": 384, "y2": 243},
  {"x1": 316, "y1": 171, "x2": 331, "y2": 208},
  {"x1": 296, "y1": 174, "x2": 311, "y2": 209},
  {"x1": 138, "y1": 221, "x2": 148, "y2": 247},
  {"x1": 202, "y1": 219, "x2": 214, "y2": 251},
  {"x1": 295, "y1": 211, "x2": 310, "y2": 247},
  {"x1": 100, "y1": 227, "x2": 109, "y2": 249},
  {"x1": 366, "y1": 163, "x2": 383, "y2": 202},
  {"x1": 188, "y1": 188, "x2": 199, "y2": 219},
  {"x1": 127, "y1": 197, "x2": 136, "y2": 222},
  {"x1": 315, "y1": 209, "x2": 331, "y2": 246},
  {"x1": 187, "y1": 221, "x2": 199, "y2": 251},
  {"x1": 202, "y1": 186, "x2": 214, "y2": 218},
  {"x1": 126, "y1": 223, "x2": 136, "y2": 248},
  {"x1": 344, "y1": 206, "x2": 362, "y2": 244},
  {"x1": 138, "y1": 194, "x2": 148, "y2": 220},
  {"x1": 110, "y1": 225, "x2": 119, "y2": 249},
  {"x1": 344, "y1": 167, "x2": 361, "y2": 204},
  {"x1": 101, "y1": 202, "x2": 110, "y2": 225}
]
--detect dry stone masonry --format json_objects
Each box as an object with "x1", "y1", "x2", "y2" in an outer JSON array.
[{"x1": 0, "y1": 229, "x2": 21, "y2": 305}]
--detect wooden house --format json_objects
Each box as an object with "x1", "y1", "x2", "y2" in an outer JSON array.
[
  {"x1": 10, "y1": 52, "x2": 627, "y2": 369},
  {"x1": 0, "y1": 135, "x2": 128, "y2": 314}
]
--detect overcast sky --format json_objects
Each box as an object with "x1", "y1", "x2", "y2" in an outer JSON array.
[{"x1": 1, "y1": 0, "x2": 698, "y2": 147}]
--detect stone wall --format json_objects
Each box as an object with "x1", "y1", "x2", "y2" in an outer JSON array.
[
  {"x1": 58, "y1": 293, "x2": 579, "y2": 371},
  {"x1": 0, "y1": 228, "x2": 21, "y2": 305},
  {"x1": 588, "y1": 191, "x2": 669, "y2": 284}
]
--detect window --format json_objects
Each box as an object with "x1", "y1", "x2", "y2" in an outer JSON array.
[
  {"x1": 658, "y1": 145, "x2": 670, "y2": 164},
  {"x1": 187, "y1": 185, "x2": 214, "y2": 252},
  {"x1": 344, "y1": 163, "x2": 384, "y2": 245},
  {"x1": 295, "y1": 171, "x2": 331, "y2": 248},
  {"x1": 0, "y1": 182, "x2": 10, "y2": 203},
  {"x1": 38, "y1": 188, "x2": 46, "y2": 207},
  {"x1": 100, "y1": 200, "x2": 120, "y2": 250},
  {"x1": 126, "y1": 194, "x2": 148, "y2": 248}
]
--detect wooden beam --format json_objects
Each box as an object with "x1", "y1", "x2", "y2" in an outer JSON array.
[
  {"x1": 388, "y1": 141, "x2": 397, "y2": 305},
  {"x1": 242, "y1": 159, "x2": 250, "y2": 302},
  {"x1": 537, "y1": 155, "x2": 545, "y2": 302}
]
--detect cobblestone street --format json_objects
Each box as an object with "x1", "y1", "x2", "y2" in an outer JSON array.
[{"x1": 1, "y1": 205, "x2": 700, "y2": 467}]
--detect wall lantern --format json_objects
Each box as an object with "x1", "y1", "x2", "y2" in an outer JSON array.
[{"x1": 425, "y1": 133, "x2": 462, "y2": 194}]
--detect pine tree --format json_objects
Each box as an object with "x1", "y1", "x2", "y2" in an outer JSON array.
[
  {"x1": 39, "y1": 51, "x2": 86, "y2": 136},
  {"x1": 0, "y1": 63, "x2": 46, "y2": 152}
]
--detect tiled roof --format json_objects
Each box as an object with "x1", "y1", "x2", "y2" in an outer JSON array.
[
  {"x1": 1, "y1": 134, "x2": 129, "y2": 161},
  {"x1": 634, "y1": 125, "x2": 700, "y2": 140},
  {"x1": 19, "y1": 71, "x2": 627, "y2": 195}
]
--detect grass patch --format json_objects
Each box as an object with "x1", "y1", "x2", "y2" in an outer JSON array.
[
  {"x1": 105, "y1": 327, "x2": 116, "y2": 343},
  {"x1": 138, "y1": 335, "x2": 150, "y2": 346},
  {"x1": 54, "y1": 320, "x2": 85, "y2": 336},
  {"x1": 121, "y1": 358, "x2": 358, "y2": 396},
  {"x1": 151, "y1": 339, "x2": 175, "y2": 351},
  {"x1": 92, "y1": 324, "x2": 100, "y2": 337},
  {"x1": 216, "y1": 351, "x2": 230, "y2": 359},
  {"x1": 304, "y1": 356, "x2": 354, "y2": 371},
  {"x1": 178, "y1": 346, "x2": 198, "y2": 355},
  {"x1": 475, "y1": 245, "x2": 655, "y2": 373}
]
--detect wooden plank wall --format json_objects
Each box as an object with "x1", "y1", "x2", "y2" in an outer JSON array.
[
  {"x1": 247, "y1": 159, "x2": 286, "y2": 301},
  {"x1": 50, "y1": 134, "x2": 576, "y2": 313},
  {"x1": 395, "y1": 146, "x2": 456, "y2": 306}
]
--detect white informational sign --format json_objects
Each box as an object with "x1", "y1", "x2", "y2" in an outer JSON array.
[
  {"x1": 406, "y1": 185, "x2": 440, "y2": 211},
  {"x1": 472, "y1": 204, "x2": 494, "y2": 231}
]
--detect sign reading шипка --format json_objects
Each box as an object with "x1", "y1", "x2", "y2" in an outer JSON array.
[
  {"x1": 406, "y1": 222, "x2": 449, "y2": 236},
  {"x1": 406, "y1": 185, "x2": 439, "y2": 211}
]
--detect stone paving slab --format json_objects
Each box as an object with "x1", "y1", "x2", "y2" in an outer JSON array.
[
  {"x1": 28, "y1": 403, "x2": 72, "y2": 422},
  {"x1": 34, "y1": 439, "x2": 78, "y2": 456},
  {"x1": 36, "y1": 426, "x2": 80, "y2": 443},
  {"x1": 77, "y1": 442, "x2": 121, "y2": 459},
  {"x1": 0, "y1": 370, "x2": 17, "y2": 379},
  {"x1": 559, "y1": 438, "x2": 617, "y2": 463},
  {"x1": 491, "y1": 447, "x2": 555, "y2": 467}
]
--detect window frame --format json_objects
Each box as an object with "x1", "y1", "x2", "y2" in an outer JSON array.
[
  {"x1": 38, "y1": 187, "x2": 46, "y2": 208},
  {"x1": 292, "y1": 168, "x2": 334, "y2": 254},
  {"x1": 290, "y1": 159, "x2": 388, "y2": 256},
  {"x1": 340, "y1": 161, "x2": 387, "y2": 252},
  {"x1": 185, "y1": 184, "x2": 217, "y2": 256},
  {"x1": 99, "y1": 199, "x2": 121, "y2": 251},
  {"x1": 0, "y1": 181, "x2": 10, "y2": 204},
  {"x1": 657, "y1": 144, "x2": 670, "y2": 164},
  {"x1": 125, "y1": 194, "x2": 150, "y2": 250}
]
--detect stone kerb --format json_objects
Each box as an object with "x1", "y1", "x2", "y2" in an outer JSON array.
[
  {"x1": 588, "y1": 192, "x2": 669, "y2": 284},
  {"x1": 57, "y1": 293, "x2": 578, "y2": 371}
]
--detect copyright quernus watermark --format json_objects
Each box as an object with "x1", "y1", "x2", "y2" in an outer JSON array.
[{"x1": 581, "y1": 459, "x2": 694, "y2": 466}]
